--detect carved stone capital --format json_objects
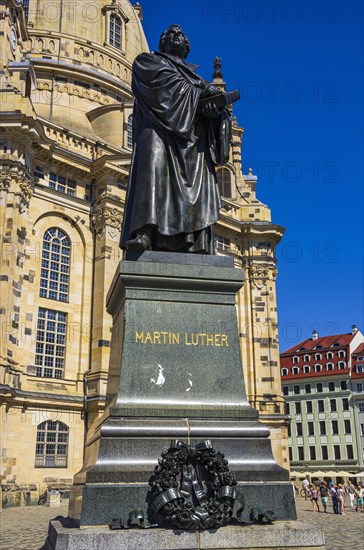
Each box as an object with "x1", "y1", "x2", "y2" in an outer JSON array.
[
  {"x1": 245, "y1": 261, "x2": 278, "y2": 288},
  {"x1": 18, "y1": 179, "x2": 34, "y2": 213},
  {"x1": 0, "y1": 175, "x2": 11, "y2": 194},
  {"x1": 91, "y1": 206, "x2": 123, "y2": 238}
]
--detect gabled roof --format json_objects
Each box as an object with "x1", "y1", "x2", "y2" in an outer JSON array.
[
  {"x1": 282, "y1": 334, "x2": 354, "y2": 355},
  {"x1": 352, "y1": 342, "x2": 364, "y2": 356}
]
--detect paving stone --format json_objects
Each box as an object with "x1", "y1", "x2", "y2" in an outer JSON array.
[{"x1": 0, "y1": 497, "x2": 363, "y2": 550}]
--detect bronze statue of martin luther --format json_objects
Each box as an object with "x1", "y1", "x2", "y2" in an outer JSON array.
[{"x1": 120, "y1": 24, "x2": 237, "y2": 255}]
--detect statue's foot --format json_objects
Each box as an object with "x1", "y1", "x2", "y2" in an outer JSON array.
[{"x1": 126, "y1": 233, "x2": 152, "y2": 252}]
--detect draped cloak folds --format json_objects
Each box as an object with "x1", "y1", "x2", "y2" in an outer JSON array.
[{"x1": 120, "y1": 51, "x2": 232, "y2": 253}]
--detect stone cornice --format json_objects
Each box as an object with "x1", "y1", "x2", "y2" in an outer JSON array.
[
  {"x1": 0, "y1": 113, "x2": 52, "y2": 150},
  {"x1": 0, "y1": 384, "x2": 83, "y2": 407},
  {"x1": 27, "y1": 56, "x2": 133, "y2": 99},
  {"x1": 240, "y1": 222, "x2": 285, "y2": 243},
  {"x1": 90, "y1": 154, "x2": 131, "y2": 180}
]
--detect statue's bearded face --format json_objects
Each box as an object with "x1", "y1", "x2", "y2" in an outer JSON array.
[{"x1": 160, "y1": 26, "x2": 189, "y2": 59}]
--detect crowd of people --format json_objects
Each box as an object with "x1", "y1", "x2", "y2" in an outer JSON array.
[{"x1": 296, "y1": 476, "x2": 364, "y2": 514}]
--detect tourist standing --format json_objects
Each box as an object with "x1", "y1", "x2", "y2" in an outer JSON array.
[
  {"x1": 356, "y1": 485, "x2": 364, "y2": 512},
  {"x1": 330, "y1": 484, "x2": 339, "y2": 514},
  {"x1": 337, "y1": 484, "x2": 345, "y2": 515},
  {"x1": 319, "y1": 482, "x2": 328, "y2": 513}
]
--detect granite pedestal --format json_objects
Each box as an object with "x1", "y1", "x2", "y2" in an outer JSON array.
[
  {"x1": 43, "y1": 518, "x2": 325, "y2": 550},
  {"x1": 68, "y1": 252, "x2": 296, "y2": 528}
]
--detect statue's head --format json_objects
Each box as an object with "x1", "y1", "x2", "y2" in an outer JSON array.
[{"x1": 159, "y1": 24, "x2": 190, "y2": 59}]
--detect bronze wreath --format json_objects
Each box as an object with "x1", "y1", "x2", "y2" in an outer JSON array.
[{"x1": 149, "y1": 439, "x2": 243, "y2": 530}]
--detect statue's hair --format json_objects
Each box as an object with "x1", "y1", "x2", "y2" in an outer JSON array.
[{"x1": 158, "y1": 24, "x2": 190, "y2": 59}]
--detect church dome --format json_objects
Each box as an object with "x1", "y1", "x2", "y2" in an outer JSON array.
[
  {"x1": 26, "y1": 0, "x2": 148, "y2": 65},
  {"x1": 23, "y1": 0, "x2": 149, "y2": 134}
]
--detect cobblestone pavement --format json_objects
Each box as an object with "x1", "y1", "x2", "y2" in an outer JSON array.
[{"x1": 0, "y1": 497, "x2": 363, "y2": 550}]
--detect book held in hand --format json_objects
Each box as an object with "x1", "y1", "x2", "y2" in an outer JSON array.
[{"x1": 198, "y1": 90, "x2": 240, "y2": 111}]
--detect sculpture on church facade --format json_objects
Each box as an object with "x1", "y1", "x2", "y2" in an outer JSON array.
[{"x1": 120, "y1": 24, "x2": 239, "y2": 254}]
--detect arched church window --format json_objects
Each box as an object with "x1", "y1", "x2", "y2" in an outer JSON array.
[
  {"x1": 127, "y1": 114, "x2": 133, "y2": 148},
  {"x1": 35, "y1": 421, "x2": 69, "y2": 467},
  {"x1": 40, "y1": 228, "x2": 70, "y2": 302},
  {"x1": 216, "y1": 167, "x2": 232, "y2": 198},
  {"x1": 109, "y1": 14, "x2": 122, "y2": 49}
]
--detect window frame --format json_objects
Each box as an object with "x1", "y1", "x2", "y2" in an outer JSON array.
[
  {"x1": 330, "y1": 398, "x2": 337, "y2": 412},
  {"x1": 34, "y1": 308, "x2": 67, "y2": 379},
  {"x1": 216, "y1": 166, "x2": 234, "y2": 199},
  {"x1": 332, "y1": 419, "x2": 339, "y2": 434},
  {"x1": 319, "y1": 420, "x2": 326, "y2": 435},
  {"x1": 40, "y1": 228, "x2": 70, "y2": 302},
  {"x1": 35, "y1": 420, "x2": 69, "y2": 468},
  {"x1": 49, "y1": 171, "x2": 76, "y2": 196},
  {"x1": 127, "y1": 114, "x2": 133, "y2": 148},
  {"x1": 102, "y1": 4, "x2": 128, "y2": 53},
  {"x1": 109, "y1": 13, "x2": 122, "y2": 49}
]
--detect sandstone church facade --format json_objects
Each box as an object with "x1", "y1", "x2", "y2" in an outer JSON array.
[{"x1": 0, "y1": 0, "x2": 288, "y2": 500}]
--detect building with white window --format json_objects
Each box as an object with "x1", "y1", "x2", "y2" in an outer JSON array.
[
  {"x1": 351, "y1": 342, "x2": 364, "y2": 468},
  {"x1": 1, "y1": 0, "x2": 288, "y2": 502},
  {"x1": 281, "y1": 327, "x2": 364, "y2": 474}
]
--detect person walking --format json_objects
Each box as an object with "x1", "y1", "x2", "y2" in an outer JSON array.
[
  {"x1": 330, "y1": 484, "x2": 339, "y2": 514},
  {"x1": 302, "y1": 476, "x2": 310, "y2": 500},
  {"x1": 347, "y1": 481, "x2": 356, "y2": 508},
  {"x1": 319, "y1": 482, "x2": 328, "y2": 513},
  {"x1": 310, "y1": 485, "x2": 320, "y2": 512}
]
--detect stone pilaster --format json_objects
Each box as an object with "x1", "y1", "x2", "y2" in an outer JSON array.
[
  {"x1": 237, "y1": 222, "x2": 289, "y2": 468},
  {"x1": 87, "y1": 191, "x2": 123, "y2": 426},
  {"x1": 0, "y1": 162, "x2": 34, "y2": 373}
]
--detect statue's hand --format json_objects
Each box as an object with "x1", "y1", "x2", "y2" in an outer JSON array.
[
  {"x1": 200, "y1": 84, "x2": 220, "y2": 99},
  {"x1": 201, "y1": 102, "x2": 223, "y2": 118}
]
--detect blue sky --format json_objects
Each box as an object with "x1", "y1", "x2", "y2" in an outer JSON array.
[{"x1": 138, "y1": 0, "x2": 363, "y2": 350}]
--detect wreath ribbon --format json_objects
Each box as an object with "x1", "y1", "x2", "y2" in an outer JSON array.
[{"x1": 170, "y1": 440, "x2": 212, "y2": 505}]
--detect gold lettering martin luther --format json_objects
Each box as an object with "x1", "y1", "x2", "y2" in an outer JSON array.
[{"x1": 135, "y1": 331, "x2": 229, "y2": 347}]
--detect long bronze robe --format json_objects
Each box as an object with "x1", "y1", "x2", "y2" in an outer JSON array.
[{"x1": 120, "y1": 51, "x2": 232, "y2": 253}]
